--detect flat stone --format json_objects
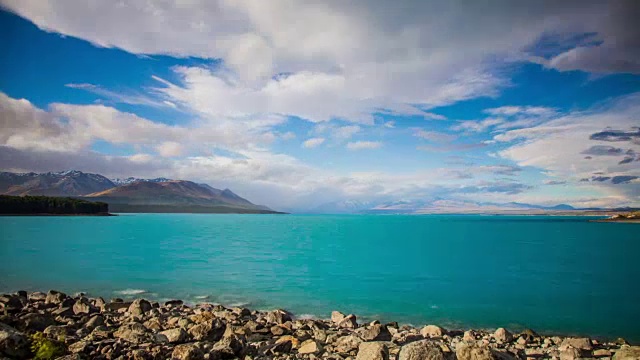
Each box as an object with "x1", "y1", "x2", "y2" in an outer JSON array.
[{"x1": 298, "y1": 339, "x2": 323, "y2": 354}]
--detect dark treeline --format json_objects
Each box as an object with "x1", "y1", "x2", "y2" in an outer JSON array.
[{"x1": 0, "y1": 195, "x2": 109, "y2": 215}]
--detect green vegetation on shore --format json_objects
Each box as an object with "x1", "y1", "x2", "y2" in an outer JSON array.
[{"x1": 0, "y1": 195, "x2": 109, "y2": 215}]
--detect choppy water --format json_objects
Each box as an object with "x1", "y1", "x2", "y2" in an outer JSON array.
[{"x1": 1, "y1": 214, "x2": 638, "y2": 341}]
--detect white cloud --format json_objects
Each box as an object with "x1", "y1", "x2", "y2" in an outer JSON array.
[
  {"x1": 156, "y1": 141, "x2": 184, "y2": 157},
  {"x1": 496, "y1": 93, "x2": 640, "y2": 203},
  {"x1": 346, "y1": 141, "x2": 382, "y2": 150},
  {"x1": 451, "y1": 118, "x2": 505, "y2": 133},
  {"x1": 302, "y1": 137, "x2": 325, "y2": 148},
  {"x1": 7, "y1": 0, "x2": 618, "y2": 125},
  {"x1": 483, "y1": 106, "x2": 555, "y2": 117}
]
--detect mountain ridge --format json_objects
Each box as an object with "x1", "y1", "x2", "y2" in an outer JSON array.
[{"x1": 0, "y1": 171, "x2": 277, "y2": 213}]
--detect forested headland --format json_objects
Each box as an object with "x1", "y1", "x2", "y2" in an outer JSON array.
[{"x1": 0, "y1": 195, "x2": 109, "y2": 215}]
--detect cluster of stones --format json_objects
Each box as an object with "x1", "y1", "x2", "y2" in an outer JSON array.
[{"x1": 1, "y1": 290, "x2": 639, "y2": 360}]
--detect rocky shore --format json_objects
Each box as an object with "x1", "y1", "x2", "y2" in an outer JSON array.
[{"x1": 1, "y1": 291, "x2": 638, "y2": 360}]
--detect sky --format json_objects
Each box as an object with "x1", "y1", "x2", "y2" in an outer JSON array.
[{"x1": 0, "y1": 0, "x2": 639, "y2": 211}]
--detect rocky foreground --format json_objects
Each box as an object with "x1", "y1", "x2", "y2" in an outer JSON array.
[{"x1": 1, "y1": 291, "x2": 638, "y2": 360}]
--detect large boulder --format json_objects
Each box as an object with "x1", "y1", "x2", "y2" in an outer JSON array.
[
  {"x1": 160, "y1": 327, "x2": 189, "y2": 344},
  {"x1": 127, "y1": 299, "x2": 152, "y2": 316},
  {"x1": 265, "y1": 309, "x2": 292, "y2": 324},
  {"x1": 560, "y1": 337, "x2": 593, "y2": 351},
  {"x1": 420, "y1": 325, "x2": 445, "y2": 338},
  {"x1": 399, "y1": 340, "x2": 446, "y2": 360},
  {"x1": 45, "y1": 290, "x2": 67, "y2": 305},
  {"x1": 613, "y1": 346, "x2": 640, "y2": 360},
  {"x1": 28, "y1": 292, "x2": 47, "y2": 302},
  {"x1": 0, "y1": 322, "x2": 29, "y2": 358},
  {"x1": 357, "y1": 342, "x2": 389, "y2": 360},
  {"x1": 172, "y1": 343, "x2": 204, "y2": 360},
  {"x1": 211, "y1": 334, "x2": 246, "y2": 358},
  {"x1": 334, "y1": 334, "x2": 364, "y2": 354},
  {"x1": 188, "y1": 319, "x2": 226, "y2": 341},
  {"x1": 338, "y1": 314, "x2": 358, "y2": 329},
  {"x1": 456, "y1": 342, "x2": 496, "y2": 360},
  {"x1": 19, "y1": 312, "x2": 56, "y2": 331},
  {"x1": 355, "y1": 323, "x2": 392, "y2": 341},
  {"x1": 84, "y1": 314, "x2": 105, "y2": 330},
  {"x1": 73, "y1": 297, "x2": 95, "y2": 315},
  {"x1": 331, "y1": 310, "x2": 346, "y2": 323}
]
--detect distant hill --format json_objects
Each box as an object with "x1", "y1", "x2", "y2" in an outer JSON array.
[
  {"x1": 311, "y1": 198, "x2": 581, "y2": 214},
  {"x1": 0, "y1": 171, "x2": 279, "y2": 214},
  {"x1": 0, "y1": 170, "x2": 115, "y2": 196}
]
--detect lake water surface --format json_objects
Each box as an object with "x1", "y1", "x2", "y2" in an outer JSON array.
[{"x1": 1, "y1": 214, "x2": 638, "y2": 341}]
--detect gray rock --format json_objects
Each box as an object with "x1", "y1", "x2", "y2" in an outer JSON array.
[
  {"x1": 159, "y1": 327, "x2": 189, "y2": 344},
  {"x1": 613, "y1": 346, "x2": 640, "y2": 360},
  {"x1": 456, "y1": 342, "x2": 496, "y2": 360},
  {"x1": 560, "y1": 337, "x2": 593, "y2": 351},
  {"x1": 84, "y1": 314, "x2": 105, "y2": 330},
  {"x1": 43, "y1": 325, "x2": 70, "y2": 339},
  {"x1": 493, "y1": 328, "x2": 513, "y2": 343},
  {"x1": 45, "y1": 290, "x2": 67, "y2": 305},
  {"x1": 0, "y1": 322, "x2": 29, "y2": 358},
  {"x1": 19, "y1": 312, "x2": 56, "y2": 331},
  {"x1": 28, "y1": 291, "x2": 47, "y2": 302},
  {"x1": 127, "y1": 299, "x2": 152, "y2": 316},
  {"x1": 165, "y1": 299, "x2": 184, "y2": 307},
  {"x1": 420, "y1": 325, "x2": 445, "y2": 338},
  {"x1": 298, "y1": 339, "x2": 323, "y2": 355},
  {"x1": 355, "y1": 323, "x2": 392, "y2": 341},
  {"x1": 92, "y1": 297, "x2": 106, "y2": 309},
  {"x1": 464, "y1": 330, "x2": 478, "y2": 342},
  {"x1": 357, "y1": 342, "x2": 389, "y2": 360},
  {"x1": 559, "y1": 346, "x2": 582, "y2": 360},
  {"x1": 266, "y1": 309, "x2": 292, "y2": 324},
  {"x1": 103, "y1": 301, "x2": 132, "y2": 312},
  {"x1": 212, "y1": 334, "x2": 245, "y2": 357},
  {"x1": 73, "y1": 297, "x2": 94, "y2": 315},
  {"x1": 188, "y1": 319, "x2": 226, "y2": 341},
  {"x1": 172, "y1": 343, "x2": 204, "y2": 360},
  {"x1": 68, "y1": 340, "x2": 90, "y2": 354},
  {"x1": 332, "y1": 311, "x2": 346, "y2": 323},
  {"x1": 52, "y1": 307, "x2": 74, "y2": 317},
  {"x1": 334, "y1": 334, "x2": 363, "y2": 354},
  {"x1": 399, "y1": 340, "x2": 445, "y2": 360},
  {"x1": 338, "y1": 314, "x2": 358, "y2": 329},
  {"x1": 113, "y1": 322, "x2": 155, "y2": 344}
]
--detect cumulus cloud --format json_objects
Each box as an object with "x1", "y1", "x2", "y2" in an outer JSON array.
[{"x1": 6, "y1": 0, "x2": 637, "y2": 126}]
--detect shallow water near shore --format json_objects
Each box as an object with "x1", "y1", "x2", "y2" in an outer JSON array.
[{"x1": 1, "y1": 214, "x2": 638, "y2": 341}]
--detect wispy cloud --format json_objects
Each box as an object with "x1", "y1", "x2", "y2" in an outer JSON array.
[
  {"x1": 346, "y1": 141, "x2": 382, "y2": 150},
  {"x1": 302, "y1": 138, "x2": 325, "y2": 148}
]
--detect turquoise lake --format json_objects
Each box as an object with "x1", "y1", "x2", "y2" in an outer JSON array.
[{"x1": 1, "y1": 214, "x2": 638, "y2": 341}]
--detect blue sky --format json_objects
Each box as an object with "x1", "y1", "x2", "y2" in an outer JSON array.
[{"x1": 0, "y1": 1, "x2": 639, "y2": 211}]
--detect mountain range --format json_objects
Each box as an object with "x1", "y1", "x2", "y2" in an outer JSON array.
[
  {"x1": 0, "y1": 171, "x2": 278, "y2": 214},
  {"x1": 309, "y1": 198, "x2": 635, "y2": 214}
]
